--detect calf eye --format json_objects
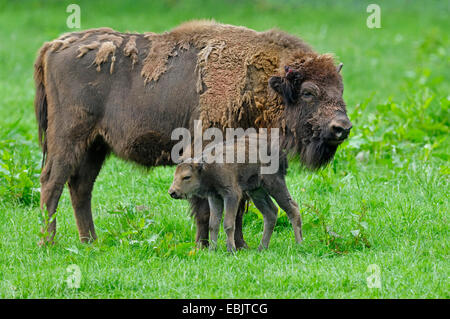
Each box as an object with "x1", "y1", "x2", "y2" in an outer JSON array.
[{"x1": 182, "y1": 175, "x2": 191, "y2": 181}]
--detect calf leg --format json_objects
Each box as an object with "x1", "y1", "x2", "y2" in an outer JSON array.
[
  {"x1": 191, "y1": 196, "x2": 248, "y2": 249},
  {"x1": 208, "y1": 195, "x2": 223, "y2": 250},
  {"x1": 248, "y1": 188, "x2": 278, "y2": 250},
  {"x1": 264, "y1": 177, "x2": 303, "y2": 244},
  {"x1": 190, "y1": 196, "x2": 210, "y2": 248},
  {"x1": 223, "y1": 194, "x2": 241, "y2": 253},
  {"x1": 67, "y1": 140, "x2": 108, "y2": 243},
  {"x1": 234, "y1": 199, "x2": 248, "y2": 249}
]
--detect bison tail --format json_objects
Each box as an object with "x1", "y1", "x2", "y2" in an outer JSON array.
[{"x1": 34, "y1": 42, "x2": 51, "y2": 168}]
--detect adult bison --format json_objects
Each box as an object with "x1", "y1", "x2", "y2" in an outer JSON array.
[{"x1": 34, "y1": 20, "x2": 352, "y2": 245}]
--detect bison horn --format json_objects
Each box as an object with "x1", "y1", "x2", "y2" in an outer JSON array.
[
  {"x1": 284, "y1": 65, "x2": 292, "y2": 75},
  {"x1": 337, "y1": 63, "x2": 343, "y2": 73}
]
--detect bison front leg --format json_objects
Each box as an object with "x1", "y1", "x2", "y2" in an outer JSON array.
[{"x1": 68, "y1": 142, "x2": 108, "y2": 243}]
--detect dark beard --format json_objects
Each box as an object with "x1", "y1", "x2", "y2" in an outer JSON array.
[
  {"x1": 281, "y1": 132, "x2": 338, "y2": 170},
  {"x1": 300, "y1": 140, "x2": 338, "y2": 170}
]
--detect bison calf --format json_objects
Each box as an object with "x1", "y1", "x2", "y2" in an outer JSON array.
[{"x1": 168, "y1": 135, "x2": 303, "y2": 252}]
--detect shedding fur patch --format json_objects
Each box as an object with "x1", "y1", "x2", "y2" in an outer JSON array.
[
  {"x1": 97, "y1": 34, "x2": 124, "y2": 47},
  {"x1": 141, "y1": 34, "x2": 180, "y2": 84},
  {"x1": 50, "y1": 36, "x2": 78, "y2": 52},
  {"x1": 92, "y1": 41, "x2": 117, "y2": 73},
  {"x1": 48, "y1": 28, "x2": 131, "y2": 75},
  {"x1": 123, "y1": 36, "x2": 139, "y2": 68},
  {"x1": 76, "y1": 41, "x2": 100, "y2": 58},
  {"x1": 77, "y1": 27, "x2": 115, "y2": 41},
  {"x1": 47, "y1": 28, "x2": 117, "y2": 54}
]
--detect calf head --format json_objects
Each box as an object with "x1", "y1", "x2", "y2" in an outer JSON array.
[
  {"x1": 269, "y1": 53, "x2": 352, "y2": 169},
  {"x1": 169, "y1": 162, "x2": 202, "y2": 199}
]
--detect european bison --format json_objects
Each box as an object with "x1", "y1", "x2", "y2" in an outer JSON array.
[
  {"x1": 169, "y1": 134, "x2": 303, "y2": 252},
  {"x1": 34, "y1": 20, "x2": 351, "y2": 245}
]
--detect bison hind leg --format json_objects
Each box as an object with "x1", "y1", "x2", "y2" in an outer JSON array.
[
  {"x1": 68, "y1": 137, "x2": 109, "y2": 243},
  {"x1": 39, "y1": 148, "x2": 80, "y2": 245}
]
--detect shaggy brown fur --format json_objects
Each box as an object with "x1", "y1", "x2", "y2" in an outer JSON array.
[
  {"x1": 33, "y1": 20, "x2": 351, "y2": 245},
  {"x1": 140, "y1": 20, "x2": 314, "y2": 131}
]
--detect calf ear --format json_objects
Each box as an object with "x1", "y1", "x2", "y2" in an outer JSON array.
[{"x1": 192, "y1": 162, "x2": 203, "y2": 173}]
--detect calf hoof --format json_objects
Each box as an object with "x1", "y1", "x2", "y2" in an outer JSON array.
[
  {"x1": 196, "y1": 239, "x2": 209, "y2": 249},
  {"x1": 209, "y1": 242, "x2": 218, "y2": 251},
  {"x1": 226, "y1": 244, "x2": 237, "y2": 254}
]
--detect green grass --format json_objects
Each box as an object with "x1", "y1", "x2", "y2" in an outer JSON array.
[{"x1": 0, "y1": 0, "x2": 448, "y2": 298}]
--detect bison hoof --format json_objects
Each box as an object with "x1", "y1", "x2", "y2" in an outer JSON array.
[
  {"x1": 79, "y1": 235, "x2": 97, "y2": 244},
  {"x1": 235, "y1": 239, "x2": 249, "y2": 250},
  {"x1": 258, "y1": 244, "x2": 268, "y2": 251},
  {"x1": 38, "y1": 237, "x2": 55, "y2": 247}
]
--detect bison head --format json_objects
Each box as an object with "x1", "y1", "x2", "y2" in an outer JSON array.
[{"x1": 269, "y1": 53, "x2": 352, "y2": 169}]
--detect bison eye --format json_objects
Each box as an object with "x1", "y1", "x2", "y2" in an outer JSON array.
[
  {"x1": 182, "y1": 175, "x2": 191, "y2": 181},
  {"x1": 301, "y1": 91, "x2": 314, "y2": 100}
]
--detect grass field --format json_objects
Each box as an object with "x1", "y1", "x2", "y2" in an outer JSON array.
[{"x1": 0, "y1": 0, "x2": 448, "y2": 298}]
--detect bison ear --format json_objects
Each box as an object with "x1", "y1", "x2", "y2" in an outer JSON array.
[
  {"x1": 268, "y1": 75, "x2": 298, "y2": 105},
  {"x1": 269, "y1": 76, "x2": 283, "y2": 95}
]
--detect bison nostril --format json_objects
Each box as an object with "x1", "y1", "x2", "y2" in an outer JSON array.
[
  {"x1": 330, "y1": 123, "x2": 351, "y2": 140},
  {"x1": 332, "y1": 125, "x2": 344, "y2": 134},
  {"x1": 331, "y1": 125, "x2": 346, "y2": 138}
]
